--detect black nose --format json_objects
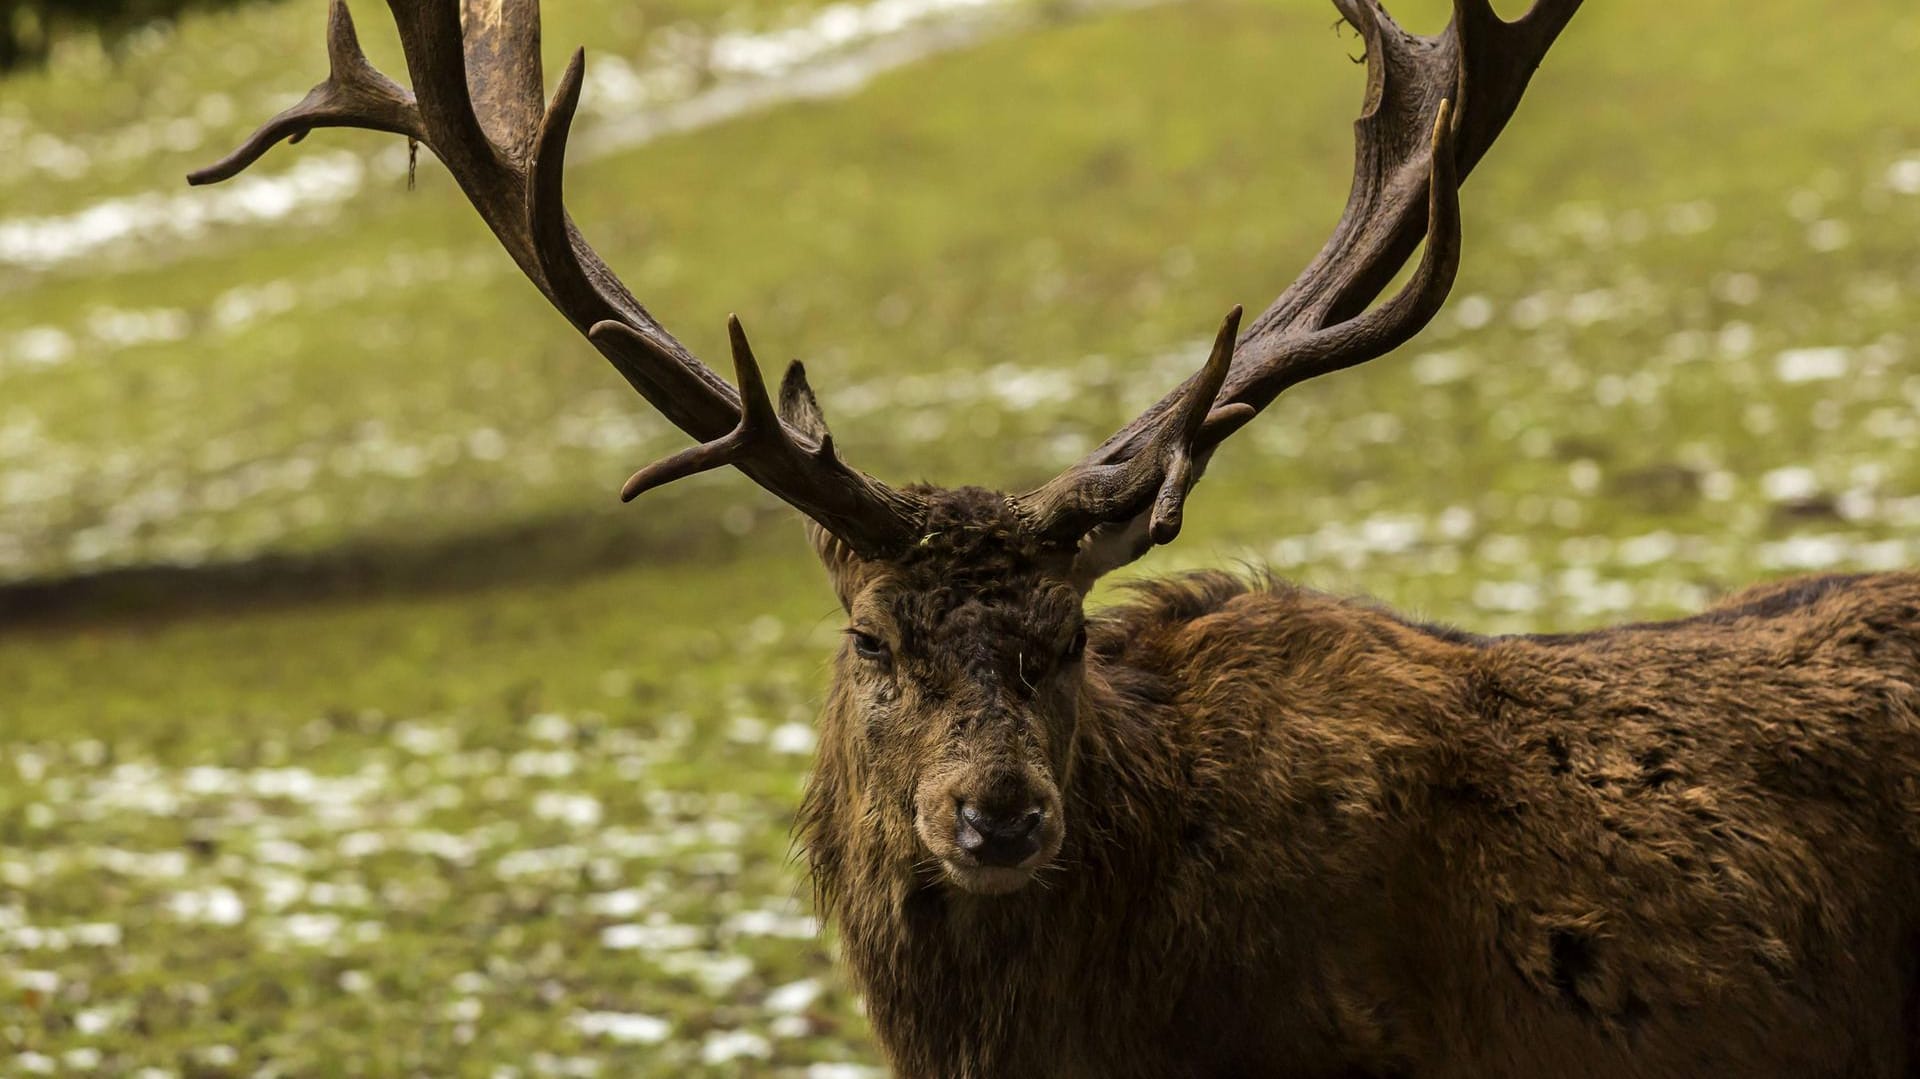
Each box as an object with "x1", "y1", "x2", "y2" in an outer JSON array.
[{"x1": 956, "y1": 802, "x2": 1045, "y2": 868}]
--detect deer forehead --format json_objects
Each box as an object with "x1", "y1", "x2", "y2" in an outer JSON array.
[
  {"x1": 844, "y1": 487, "x2": 1081, "y2": 644},
  {"x1": 879, "y1": 580, "x2": 1079, "y2": 655}
]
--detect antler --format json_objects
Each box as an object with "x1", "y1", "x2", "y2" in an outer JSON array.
[
  {"x1": 189, "y1": 0, "x2": 927, "y2": 558},
  {"x1": 1015, "y1": 0, "x2": 1582, "y2": 554}
]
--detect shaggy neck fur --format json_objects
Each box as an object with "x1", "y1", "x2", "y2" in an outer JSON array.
[
  {"x1": 795, "y1": 571, "x2": 1454, "y2": 1077},
  {"x1": 796, "y1": 559, "x2": 1920, "y2": 1079}
]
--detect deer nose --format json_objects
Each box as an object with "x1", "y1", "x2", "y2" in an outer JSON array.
[{"x1": 956, "y1": 802, "x2": 1045, "y2": 868}]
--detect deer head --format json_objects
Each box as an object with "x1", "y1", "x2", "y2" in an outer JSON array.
[{"x1": 191, "y1": 0, "x2": 1580, "y2": 895}]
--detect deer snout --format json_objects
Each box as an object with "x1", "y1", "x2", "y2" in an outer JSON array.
[
  {"x1": 956, "y1": 802, "x2": 1046, "y2": 868},
  {"x1": 914, "y1": 769, "x2": 1065, "y2": 893}
]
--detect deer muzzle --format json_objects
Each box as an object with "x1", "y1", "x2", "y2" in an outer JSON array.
[{"x1": 915, "y1": 767, "x2": 1065, "y2": 895}]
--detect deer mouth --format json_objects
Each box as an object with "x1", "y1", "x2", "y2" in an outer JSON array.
[{"x1": 940, "y1": 858, "x2": 1048, "y2": 896}]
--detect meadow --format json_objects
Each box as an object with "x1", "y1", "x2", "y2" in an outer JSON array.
[{"x1": 1, "y1": 0, "x2": 1917, "y2": 1072}]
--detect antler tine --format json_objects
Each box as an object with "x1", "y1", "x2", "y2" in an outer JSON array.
[
  {"x1": 1016, "y1": 0, "x2": 1579, "y2": 558},
  {"x1": 522, "y1": 47, "x2": 740, "y2": 436},
  {"x1": 186, "y1": 0, "x2": 422, "y2": 186},
  {"x1": 1019, "y1": 307, "x2": 1253, "y2": 548},
  {"x1": 191, "y1": 0, "x2": 928, "y2": 558},
  {"x1": 619, "y1": 316, "x2": 795, "y2": 501},
  {"x1": 596, "y1": 318, "x2": 925, "y2": 556}
]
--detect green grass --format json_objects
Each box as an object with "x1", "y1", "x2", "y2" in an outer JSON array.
[
  {"x1": 2, "y1": 0, "x2": 1919, "y2": 1072},
  {"x1": 2, "y1": 547, "x2": 868, "y2": 1074}
]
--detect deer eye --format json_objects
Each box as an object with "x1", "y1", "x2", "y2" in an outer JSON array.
[
  {"x1": 1063, "y1": 626, "x2": 1087, "y2": 662},
  {"x1": 848, "y1": 630, "x2": 891, "y2": 663}
]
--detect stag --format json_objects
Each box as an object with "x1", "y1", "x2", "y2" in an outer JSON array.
[{"x1": 193, "y1": 1, "x2": 1920, "y2": 1074}]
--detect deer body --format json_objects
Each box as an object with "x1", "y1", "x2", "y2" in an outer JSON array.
[
  {"x1": 806, "y1": 563, "x2": 1920, "y2": 1078},
  {"x1": 192, "y1": 0, "x2": 1920, "y2": 1072}
]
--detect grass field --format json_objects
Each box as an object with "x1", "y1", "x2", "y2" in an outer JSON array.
[{"x1": 2, "y1": 0, "x2": 1918, "y2": 1073}]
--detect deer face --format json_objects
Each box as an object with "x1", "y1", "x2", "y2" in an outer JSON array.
[{"x1": 814, "y1": 491, "x2": 1083, "y2": 895}]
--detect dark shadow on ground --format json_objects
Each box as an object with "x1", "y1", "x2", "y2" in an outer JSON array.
[{"x1": 0, "y1": 504, "x2": 786, "y2": 635}]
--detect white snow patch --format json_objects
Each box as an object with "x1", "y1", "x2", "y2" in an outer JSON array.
[
  {"x1": 1774, "y1": 346, "x2": 1850, "y2": 383},
  {"x1": 571, "y1": 1010, "x2": 672, "y2": 1044}
]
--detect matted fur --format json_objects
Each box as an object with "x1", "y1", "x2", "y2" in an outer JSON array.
[{"x1": 797, "y1": 511, "x2": 1920, "y2": 1077}]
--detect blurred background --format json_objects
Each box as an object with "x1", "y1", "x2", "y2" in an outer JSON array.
[{"x1": 1, "y1": 0, "x2": 1916, "y2": 1073}]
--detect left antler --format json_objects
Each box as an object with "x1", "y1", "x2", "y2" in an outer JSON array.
[{"x1": 1015, "y1": 0, "x2": 1583, "y2": 561}]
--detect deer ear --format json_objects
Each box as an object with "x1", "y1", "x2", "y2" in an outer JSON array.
[{"x1": 806, "y1": 520, "x2": 877, "y2": 612}]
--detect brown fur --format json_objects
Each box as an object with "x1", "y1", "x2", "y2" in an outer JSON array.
[{"x1": 796, "y1": 490, "x2": 1920, "y2": 1077}]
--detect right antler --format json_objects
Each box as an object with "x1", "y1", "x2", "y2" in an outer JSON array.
[
  {"x1": 190, "y1": 0, "x2": 928, "y2": 558},
  {"x1": 1015, "y1": 0, "x2": 1582, "y2": 562}
]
